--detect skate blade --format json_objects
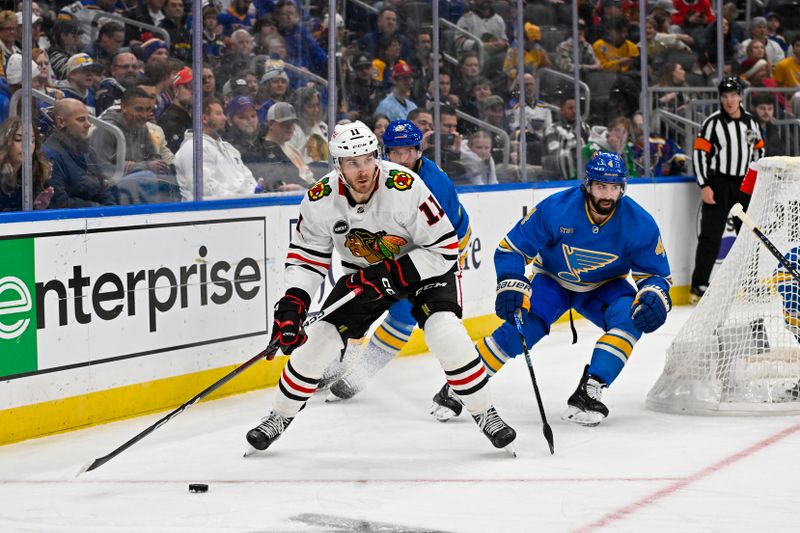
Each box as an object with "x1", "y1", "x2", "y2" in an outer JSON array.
[
  {"x1": 325, "y1": 392, "x2": 345, "y2": 403},
  {"x1": 561, "y1": 406, "x2": 604, "y2": 427},
  {"x1": 503, "y1": 443, "x2": 517, "y2": 458},
  {"x1": 429, "y1": 402, "x2": 458, "y2": 423},
  {"x1": 243, "y1": 445, "x2": 262, "y2": 457}
]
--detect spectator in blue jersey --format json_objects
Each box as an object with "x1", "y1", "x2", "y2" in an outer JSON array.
[
  {"x1": 56, "y1": 53, "x2": 104, "y2": 115},
  {"x1": 202, "y1": 0, "x2": 225, "y2": 68},
  {"x1": 321, "y1": 119, "x2": 473, "y2": 401},
  {"x1": 219, "y1": 0, "x2": 255, "y2": 36},
  {"x1": 375, "y1": 62, "x2": 417, "y2": 122},
  {"x1": 44, "y1": 99, "x2": 116, "y2": 208},
  {"x1": 429, "y1": 152, "x2": 673, "y2": 427},
  {"x1": 274, "y1": 0, "x2": 327, "y2": 76}
]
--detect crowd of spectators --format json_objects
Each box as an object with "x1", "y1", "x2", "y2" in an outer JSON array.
[{"x1": 0, "y1": 0, "x2": 798, "y2": 212}]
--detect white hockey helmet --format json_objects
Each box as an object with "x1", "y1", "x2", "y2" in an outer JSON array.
[{"x1": 329, "y1": 121, "x2": 381, "y2": 173}]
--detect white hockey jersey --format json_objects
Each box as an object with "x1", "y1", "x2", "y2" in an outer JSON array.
[{"x1": 285, "y1": 160, "x2": 460, "y2": 298}]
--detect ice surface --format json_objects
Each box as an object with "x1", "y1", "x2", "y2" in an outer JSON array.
[{"x1": 1, "y1": 307, "x2": 799, "y2": 532}]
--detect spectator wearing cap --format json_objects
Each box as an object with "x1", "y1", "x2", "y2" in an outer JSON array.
[
  {"x1": 262, "y1": 101, "x2": 314, "y2": 190},
  {"x1": 274, "y1": 0, "x2": 327, "y2": 76},
  {"x1": 91, "y1": 86, "x2": 170, "y2": 179},
  {"x1": 765, "y1": 12, "x2": 787, "y2": 53},
  {"x1": 202, "y1": 1, "x2": 225, "y2": 68},
  {"x1": 0, "y1": 10, "x2": 20, "y2": 75},
  {"x1": 140, "y1": 38, "x2": 170, "y2": 65},
  {"x1": 16, "y1": 10, "x2": 47, "y2": 51},
  {"x1": 288, "y1": 86, "x2": 328, "y2": 164},
  {"x1": 126, "y1": 0, "x2": 166, "y2": 43},
  {"x1": 593, "y1": 17, "x2": 639, "y2": 73},
  {"x1": 480, "y1": 95, "x2": 512, "y2": 164},
  {"x1": 555, "y1": 18, "x2": 601, "y2": 74},
  {"x1": 503, "y1": 22, "x2": 551, "y2": 89},
  {"x1": 57, "y1": 53, "x2": 105, "y2": 114},
  {"x1": 0, "y1": 54, "x2": 39, "y2": 122},
  {"x1": 158, "y1": 67, "x2": 193, "y2": 153},
  {"x1": 255, "y1": 66, "x2": 291, "y2": 121},
  {"x1": 738, "y1": 17, "x2": 785, "y2": 68},
  {"x1": 344, "y1": 52, "x2": 383, "y2": 121},
  {"x1": 358, "y1": 7, "x2": 413, "y2": 62},
  {"x1": 44, "y1": 98, "x2": 116, "y2": 208},
  {"x1": 174, "y1": 98, "x2": 258, "y2": 200},
  {"x1": 158, "y1": 0, "x2": 192, "y2": 64},
  {"x1": 375, "y1": 62, "x2": 417, "y2": 122},
  {"x1": 49, "y1": 15, "x2": 83, "y2": 80},
  {"x1": 89, "y1": 21, "x2": 125, "y2": 76},
  {"x1": 95, "y1": 52, "x2": 141, "y2": 116},
  {"x1": 222, "y1": 76, "x2": 252, "y2": 107},
  {"x1": 219, "y1": 0, "x2": 255, "y2": 37}
]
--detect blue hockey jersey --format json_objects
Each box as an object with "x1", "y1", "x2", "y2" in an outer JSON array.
[
  {"x1": 495, "y1": 186, "x2": 671, "y2": 293},
  {"x1": 413, "y1": 156, "x2": 472, "y2": 255}
]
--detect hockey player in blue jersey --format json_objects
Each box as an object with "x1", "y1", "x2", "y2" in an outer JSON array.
[
  {"x1": 431, "y1": 151, "x2": 673, "y2": 426},
  {"x1": 321, "y1": 119, "x2": 473, "y2": 401}
]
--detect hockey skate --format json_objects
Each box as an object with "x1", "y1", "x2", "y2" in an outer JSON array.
[
  {"x1": 245, "y1": 412, "x2": 293, "y2": 453},
  {"x1": 561, "y1": 365, "x2": 609, "y2": 427},
  {"x1": 430, "y1": 383, "x2": 464, "y2": 422},
  {"x1": 472, "y1": 406, "x2": 517, "y2": 455}
]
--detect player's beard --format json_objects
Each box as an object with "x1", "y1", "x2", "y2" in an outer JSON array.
[{"x1": 588, "y1": 195, "x2": 617, "y2": 216}]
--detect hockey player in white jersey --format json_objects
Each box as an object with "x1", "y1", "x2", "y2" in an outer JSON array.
[{"x1": 245, "y1": 121, "x2": 516, "y2": 453}]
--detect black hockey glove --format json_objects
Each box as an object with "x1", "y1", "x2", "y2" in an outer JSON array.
[
  {"x1": 630, "y1": 285, "x2": 671, "y2": 334},
  {"x1": 270, "y1": 288, "x2": 311, "y2": 357},
  {"x1": 345, "y1": 257, "x2": 420, "y2": 301}
]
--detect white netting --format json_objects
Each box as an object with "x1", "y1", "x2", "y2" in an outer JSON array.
[{"x1": 647, "y1": 157, "x2": 800, "y2": 415}]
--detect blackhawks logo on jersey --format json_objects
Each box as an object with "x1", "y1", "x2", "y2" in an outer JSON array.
[
  {"x1": 308, "y1": 177, "x2": 332, "y2": 201},
  {"x1": 345, "y1": 228, "x2": 408, "y2": 264},
  {"x1": 385, "y1": 169, "x2": 414, "y2": 191}
]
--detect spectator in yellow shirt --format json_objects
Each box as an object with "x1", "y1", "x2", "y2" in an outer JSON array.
[
  {"x1": 593, "y1": 18, "x2": 639, "y2": 73},
  {"x1": 773, "y1": 36, "x2": 800, "y2": 89},
  {"x1": 503, "y1": 22, "x2": 551, "y2": 85}
]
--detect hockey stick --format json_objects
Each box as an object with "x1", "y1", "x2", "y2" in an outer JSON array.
[
  {"x1": 731, "y1": 203, "x2": 800, "y2": 285},
  {"x1": 513, "y1": 309, "x2": 555, "y2": 455},
  {"x1": 78, "y1": 288, "x2": 361, "y2": 476}
]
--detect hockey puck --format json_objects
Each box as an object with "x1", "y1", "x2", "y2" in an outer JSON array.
[{"x1": 188, "y1": 483, "x2": 209, "y2": 493}]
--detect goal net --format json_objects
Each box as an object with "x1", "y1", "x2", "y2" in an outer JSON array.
[{"x1": 647, "y1": 157, "x2": 800, "y2": 415}]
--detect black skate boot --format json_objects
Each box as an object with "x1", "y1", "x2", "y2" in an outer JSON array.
[
  {"x1": 562, "y1": 365, "x2": 609, "y2": 427},
  {"x1": 430, "y1": 383, "x2": 464, "y2": 422},
  {"x1": 472, "y1": 406, "x2": 517, "y2": 453},
  {"x1": 246, "y1": 412, "x2": 293, "y2": 451}
]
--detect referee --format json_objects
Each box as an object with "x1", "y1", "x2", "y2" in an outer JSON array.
[{"x1": 691, "y1": 76, "x2": 764, "y2": 303}]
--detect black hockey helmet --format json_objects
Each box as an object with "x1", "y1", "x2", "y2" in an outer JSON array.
[{"x1": 717, "y1": 76, "x2": 742, "y2": 96}]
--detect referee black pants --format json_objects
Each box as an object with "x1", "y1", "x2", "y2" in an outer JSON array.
[{"x1": 691, "y1": 173, "x2": 750, "y2": 291}]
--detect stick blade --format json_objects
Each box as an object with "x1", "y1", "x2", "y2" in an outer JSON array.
[
  {"x1": 76, "y1": 458, "x2": 100, "y2": 477},
  {"x1": 543, "y1": 424, "x2": 555, "y2": 455}
]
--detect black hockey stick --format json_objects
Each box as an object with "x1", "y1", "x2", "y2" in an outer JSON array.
[
  {"x1": 731, "y1": 203, "x2": 800, "y2": 285},
  {"x1": 513, "y1": 309, "x2": 555, "y2": 455},
  {"x1": 78, "y1": 288, "x2": 361, "y2": 476}
]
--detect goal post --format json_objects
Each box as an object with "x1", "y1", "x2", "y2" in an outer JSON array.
[{"x1": 647, "y1": 157, "x2": 800, "y2": 415}]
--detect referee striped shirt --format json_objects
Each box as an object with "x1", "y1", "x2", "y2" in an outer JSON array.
[{"x1": 693, "y1": 107, "x2": 764, "y2": 187}]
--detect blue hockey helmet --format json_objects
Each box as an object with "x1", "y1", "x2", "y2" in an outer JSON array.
[
  {"x1": 382, "y1": 119, "x2": 423, "y2": 149},
  {"x1": 584, "y1": 151, "x2": 628, "y2": 190}
]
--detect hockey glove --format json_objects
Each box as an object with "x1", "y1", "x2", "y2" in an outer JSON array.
[
  {"x1": 495, "y1": 273, "x2": 532, "y2": 324},
  {"x1": 630, "y1": 285, "x2": 671, "y2": 334},
  {"x1": 270, "y1": 288, "x2": 311, "y2": 356},
  {"x1": 345, "y1": 258, "x2": 419, "y2": 301}
]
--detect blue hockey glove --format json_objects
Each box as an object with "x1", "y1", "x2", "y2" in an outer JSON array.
[
  {"x1": 495, "y1": 273, "x2": 531, "y2": 323},
  {"x1": 630, "y1": 285, "x2": 671, "y2": 333}
]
